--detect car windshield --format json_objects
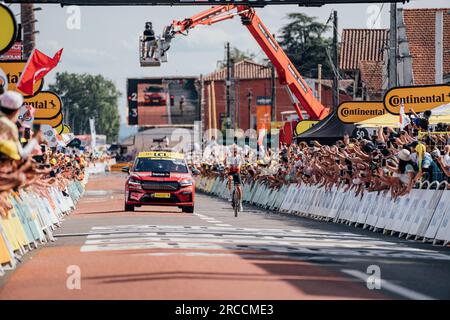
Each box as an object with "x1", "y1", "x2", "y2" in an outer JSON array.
[
  {"x1": 145, "y1": 87, "x2": 164, "y2": 93},
  {"x1": 133, "y1": 158, "x2": 188, "y2": 173}
]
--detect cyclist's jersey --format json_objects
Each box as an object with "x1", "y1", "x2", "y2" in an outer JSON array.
[{"x1": 228, "y1": 155, "x2": 243, "y2": 173}]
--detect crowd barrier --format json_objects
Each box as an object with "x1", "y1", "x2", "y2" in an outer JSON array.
[
  {"x1": 195, "y1": 176, "x2": 450, "y2": 246},
  {"x1": 0, "y1": 175, "x2": 88, "y2": 276}
]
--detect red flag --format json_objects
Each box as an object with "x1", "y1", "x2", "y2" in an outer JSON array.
[{"x1": 17, "y1": 48, "x2": 63, "y2": 95}]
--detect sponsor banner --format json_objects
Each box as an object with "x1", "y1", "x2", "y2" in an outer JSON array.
[
  {"x1": 384, "y1": 85, "x2": 450, "y2": 114},
  {"x1": 256, "y1": 105, "x2": 271, "y2": 133},
  {"x1": 0, "y1": 42, "x2": 22, "y2": 61},
  {"x1": 54, "y1": 124, "x2": 71, "y2": 135},
  {"x1": 0, "y1": 61, "x2": 44, "y2": 96},
  {"x1": 293, "y1": 120, "x2": 319, "y2": 136},
  {"x1": 62, "y1": 124, "x2": 72, "y2": 134},
  {"x1": 24, "y1": 91, "x2": 62, "y2": 119},
  {"x1": 138, "y1": 151, "x2": 184, "y2": 159},
  {"x1": 0, "y1": 4, "x2": 17, "y2": 56},
  {"x1": 34, "y1": 112, "x2": 63, "y2": 129},
  {"x1": 337, "y1": 101, "x2": 385, "y2": 123}
]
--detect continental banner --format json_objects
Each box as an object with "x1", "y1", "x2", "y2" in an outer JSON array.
[
  {"x1": 384, "y1": 84, "x2": 450, "y2": 114},
  {"x1": 24, "y1": 91, "x2": 62, "y2": 119},
  {"x1": 337, "y1": 101, "x2": 385, "y2": 124},
  {"x1": 34, "y1": 112, "x2": 63, "y2": 129},
  {"x1": 0, "y1": 61, "x2": 44, "y2": 96}
]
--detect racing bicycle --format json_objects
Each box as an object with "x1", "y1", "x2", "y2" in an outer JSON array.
[{"x1": 231, "y1": 182, "x2": 242, "y2": 217}]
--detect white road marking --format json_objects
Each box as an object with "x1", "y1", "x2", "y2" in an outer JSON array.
[
  {"x1": 341, "y1": 269, "x2": 435, "y2": 300},
  {"x1": 215, "y1": 224, "x2": 232, "y2": 227},
  {"x1": 80, "y1": 225, "x2": 450, "y2": 261}
]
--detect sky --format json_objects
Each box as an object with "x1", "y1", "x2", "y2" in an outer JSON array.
[{"x1": 4, "y1": 0, "x2": 449, "y2": 139}]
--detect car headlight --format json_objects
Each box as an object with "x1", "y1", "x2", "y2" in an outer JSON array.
[
  {"x1": 128, "y1": 177, "x2": 141, "y2": 185},
  {"x1": 179, "y1": 179, "x2": 193, "y2": 187}
]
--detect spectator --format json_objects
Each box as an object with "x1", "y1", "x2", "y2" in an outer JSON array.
[{"x1": 0, "y1": 91, "x2": 42, "y2": 160}]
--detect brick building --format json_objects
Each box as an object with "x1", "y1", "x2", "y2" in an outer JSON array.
[
  {"x1": 401, "y1": 8, "x2": 450, "y2": 85},
  {"x1": 339, "y1": 8, "x2": 450, "y2": 100},
  {"x1": 339, "y1": 29, "x2": 389, "y2": 100},
  {"x1": 202, "y1": 60, "x2": 351, "y2": 132}
]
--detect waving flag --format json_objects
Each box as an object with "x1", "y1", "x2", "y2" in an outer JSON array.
[{"x1": 17, "y1": 48, "x2": 63, "y2": 96}]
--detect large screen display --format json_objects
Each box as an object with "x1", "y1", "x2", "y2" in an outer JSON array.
[{"x1": 127, "y1": 77, "x2": 199, "y2": 126}]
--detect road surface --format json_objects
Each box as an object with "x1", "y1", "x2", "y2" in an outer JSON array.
[
  {"x1": 0, "y1": 173, "x2": 449, "y2": 299},
  {"x1": 138, "y1": 105, "x2": 170, "y2": 126}
]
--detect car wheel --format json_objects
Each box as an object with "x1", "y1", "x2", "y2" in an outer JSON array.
[
  {"x1": 182, "y1": 206, "x2": 194, "y2": 213},
  {"x1": 124, "y1": 203, "x2": 135, "y2": 212}
]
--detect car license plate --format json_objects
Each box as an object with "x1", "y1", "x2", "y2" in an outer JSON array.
[
  {"x1": 152, "y1": 99, "x2": 159, "y2": 103},
  {"x1": 153, "y1": 193, "x2": 171, "y2": 198}
]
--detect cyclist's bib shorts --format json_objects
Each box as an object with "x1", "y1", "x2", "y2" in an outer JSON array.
[{"x1": 230, "y1": 172, "x2": 242, "y2": 185}]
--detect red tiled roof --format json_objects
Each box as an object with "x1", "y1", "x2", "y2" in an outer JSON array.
[
  {"x1": 339, "y1": 29, "x2": 389, "y2": 71},
  {"x1": 359, "y1": 60, "x2": 384, "y2": 97},
  {"x1": 403, "y1": 8, "x2": 450, "y2": 85},
  {"x1": 203, "y1": 59, "x2": 272, "y2": 81}
]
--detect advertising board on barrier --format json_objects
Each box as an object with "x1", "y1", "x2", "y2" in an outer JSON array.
[
  {"x1": 0, "y1": 179, "x2": 86, "y2": 270},
  {"x1": 195, "y1": 176, "x2": 450, "y2": 245},
  {"x1": 384, "y1": 84, "x2": 450, "y2": 114},
  {"x1": 337, "y1": 101, "x2": 385, "y2": 124}
]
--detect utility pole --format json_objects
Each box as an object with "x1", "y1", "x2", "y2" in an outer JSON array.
[
  {"x1": 21, "y1": 4, "x2": 37, "y2": 59},
  {"x1": 332, "y1": 10, "x2": 339, "y2": 110},
  {"x1": 225, "y1": 42, "x2": 231, "y2": 129},
  {"x1": 388, "y1": 3, "x2": 398, "y2": 89}
]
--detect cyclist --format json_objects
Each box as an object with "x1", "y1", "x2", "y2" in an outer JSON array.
[{"x1": 225, "y1": 145, "x2": 244, "y2": 212}]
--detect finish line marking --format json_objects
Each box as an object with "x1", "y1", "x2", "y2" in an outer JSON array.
[{"x1": 341, "y1": 269, "x2": 435, "y2": 300}]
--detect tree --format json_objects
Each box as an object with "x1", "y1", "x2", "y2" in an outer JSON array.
[
  {"x1": 48, "y1": 72, "x2": 121, "y2": 143},
  {"x1": 278, "y1": 13, "x2": 333, "y2": 79}
]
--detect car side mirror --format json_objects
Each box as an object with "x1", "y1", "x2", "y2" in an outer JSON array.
[
  {"x1": 121, "y1": 166, "x2": 130, "y2": 173},
  {"x1": 192, "y1": 169, "x2": 200, "y2": 176}
]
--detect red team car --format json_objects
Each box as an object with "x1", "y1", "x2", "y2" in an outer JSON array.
[
  {"x1": 143, "y1": 85, "x2": 167, "y2": 106},
  {"x1": 123, "y1": 151, "x2": 196, "y2": 213}
]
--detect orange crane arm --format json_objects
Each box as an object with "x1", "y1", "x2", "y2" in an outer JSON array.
[{"x1": 164, "y1": 5, "x2": 329, "y2": 120}]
